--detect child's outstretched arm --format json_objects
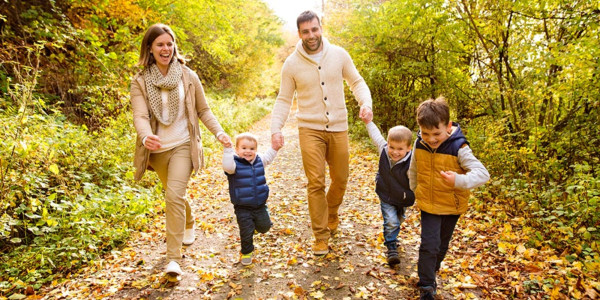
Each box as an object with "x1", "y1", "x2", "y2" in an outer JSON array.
[
  {"x1": 442, "y1": 146, "x2": 490, "y2": 190},
  {"x1": 365, "y1": 122, "x2": 387, "y2": 154},
  {"x1": 222, "y1": 147, "x2": 236, "y2": 174},
  {"x1": 259, "y1": 147, "x2": 278, "y2": 167},
  {"x1": 407, "y1": 139, "x2": 418, "y2": 191}
]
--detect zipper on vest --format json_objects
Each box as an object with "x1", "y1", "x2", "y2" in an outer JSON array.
[
  {"x1": 430, "y1": 147, "x2": 437, "y2": 207},
  {"x1": 251, "y1": 164, "x2": 256, "y2": 206}
]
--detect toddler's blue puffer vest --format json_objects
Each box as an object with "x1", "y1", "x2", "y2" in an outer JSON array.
[{"x1": 226, "y1": 155, "x2": 269, "y2": 207}]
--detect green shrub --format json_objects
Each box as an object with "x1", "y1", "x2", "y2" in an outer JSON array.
[
  {"x1": 470, "y1": 115, "x2": 600, "y2": 260},
  {"x1": 0, "y1": 108, "x2": 163, "y2": 291},
  {"x1": 0, "y1": 88, "x2": 273, "y2": 296}
]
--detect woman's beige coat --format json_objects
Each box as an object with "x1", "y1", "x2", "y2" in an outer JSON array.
[{"x1": 130, "y1": 65, "x2": 224, "y2": 181}]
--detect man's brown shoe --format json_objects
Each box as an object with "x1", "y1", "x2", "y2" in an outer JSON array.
[
  {"x1": 328, "y1": 214, "x2": 339, "y2": 234},
  {"x1": 313, "y1": 239, "x2": 329, "y2": 255},
  {"x1": 328, "y1": 221, "x2": 338, "y2": 235}
]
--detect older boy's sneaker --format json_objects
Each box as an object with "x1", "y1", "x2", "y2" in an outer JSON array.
[
  {"x1": 313, "y1": 239, "x2": 329, "y2": 255},
  {"x1": 241, "y1": 252, "x2": 253, "y2": 266},
  {"x1": 386, "y1": 248, "x2": 400, "y2": 266},
  {"x1": 182, "y1": 226, "x2": 195, "y2": 245},
  {"x1": 165, "y1": 260, "x2": 183, "y2": 276},
  {"x1": 419, "y1": 286, "x2": 436, "y2": 300}
]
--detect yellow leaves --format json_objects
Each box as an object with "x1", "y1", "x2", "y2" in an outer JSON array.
[
  {"x1": 199, "y1": 271, "x2": 215, "y2": 282},
  {"x1": 281, "y1": 227, "x2": 294, "y2": 235},
  {"x1": 48, "y1": 164, "x2": 59, "y2": 175},
  {"x1": 309, "y1": 290, "x2": 325, "y2": 298},
  {"x1": 199, "y1": 220, "x2": 216, "y2": 233},
  {"x1": 293, "y1": 285, "x2": 306, "y2": 296},
  {"x1": 497, "y1": 241, "x2": 511, "y2": 254},
  {"x1": 286, "y1": 257, "x2": 297, "y2": 266}
]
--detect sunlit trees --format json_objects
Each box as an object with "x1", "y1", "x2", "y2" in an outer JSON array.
[{"x1": 327, "y1": 0, "x2": 599, "y2": 254}]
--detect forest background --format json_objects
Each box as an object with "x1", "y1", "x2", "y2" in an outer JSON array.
[{"x1": 0, "y1": 0, "x2": 598, "y2": 298}]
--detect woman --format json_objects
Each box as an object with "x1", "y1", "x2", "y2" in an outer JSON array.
[{"x1": 130, "y1": 24, "x2": 231, "y2": 277}]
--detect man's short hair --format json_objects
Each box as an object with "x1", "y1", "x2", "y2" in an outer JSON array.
[
  {"x1": 416, "y1": 96, "x2": 450, "y2": 129},
  {"x1": 297, "y1": 10, "x2": 320, "y2": 30},
  {"x1": 235, "y1": 132, "x2": 258, "y2": 147},
  {"x1": 387, "y1": 126, "x2": 413, "y2": 145}
]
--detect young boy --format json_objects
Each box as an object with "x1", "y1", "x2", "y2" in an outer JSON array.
[
  {"x1": 223, "y1": 133, "x2": 280, "y2": 265},
  {"x1": 407, "y1": 97, "x2": 490, "y2": 299},
  {"x1": 361, "y1": 116, "x2": 415, "y2": 266}
]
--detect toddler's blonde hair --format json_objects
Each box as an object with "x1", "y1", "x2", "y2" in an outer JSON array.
[{"x1": 235, "y1": 132, "x2": 258, "y2": 147}]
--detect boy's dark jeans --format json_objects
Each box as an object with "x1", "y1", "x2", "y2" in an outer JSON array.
[
  {"x1": 234, "y1": 205, "x2": 272, "y2": 254},
  {"x1": 417, "y1": 210, "x2": 460, "y2": 288}
]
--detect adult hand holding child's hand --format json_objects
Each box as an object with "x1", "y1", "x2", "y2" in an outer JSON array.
[
  {"x1": 359, "y1": 106, "x2": 373, "y2": 123},
  {"x1": 271, "y1": 132, "x2": 284, "y2": 150},
  {"x1": 218, "y1": 133, "x2": 232, "y2": 148}
]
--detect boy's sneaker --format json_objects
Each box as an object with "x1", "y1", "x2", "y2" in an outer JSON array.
[
  {"x1": 165, "y1": 260, "x2": 183, "y2": 276},
  {"x1": 313, "y1": 239, "x2": 329, "y2": 255},
  {"x1": 386, "y1": 247, "x2": 400, "y2": 266},
  {"x1": 419, "y1": 286, "x2": 436, "y2": 300},
  {"x1": 241, "y1": 252, "x2": 253, "y2": 266},
  {"x1": 182, "y1": 226, "x2": 195, "y2": 245}
]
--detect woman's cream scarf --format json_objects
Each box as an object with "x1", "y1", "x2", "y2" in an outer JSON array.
[{"x1": 143, "y1": 61, "x2": 183, "y2": 125}]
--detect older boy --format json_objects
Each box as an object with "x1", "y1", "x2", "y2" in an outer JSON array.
[
  {"x1": 407, "y1": 97, "x2": 489, "y2": 299},
  {"x1": 362, "y1": 116, "x2": 415, "y2": 266}
]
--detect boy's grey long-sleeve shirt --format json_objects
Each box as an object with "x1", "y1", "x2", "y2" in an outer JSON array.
[{"x1": 222, "y1": 147, "x2": 278, "y2": 174}]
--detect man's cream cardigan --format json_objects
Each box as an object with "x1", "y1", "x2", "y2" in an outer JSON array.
[{"x1": 271, "y1": 38, "x2": 372, "y2": 134}]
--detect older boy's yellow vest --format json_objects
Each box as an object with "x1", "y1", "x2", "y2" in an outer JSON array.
[{"x1": 415, "y1": 123, "x2": 470, "y2": 215}]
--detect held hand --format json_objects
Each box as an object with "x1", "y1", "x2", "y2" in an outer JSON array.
[
  {"x1": 218, "y1": 133, "x2": 232, "y2": 148},
  {"x1": 359, "y1": 106, "x2": 373, "y2": 123},
  {"x1": 144, "y1": 135, "x2": 162, "y2": 151},
  {"x1": 271, "y1": 132, "x2": 284, "y2": 150},
  {"x1": 440, "y1": 170, "x2": 456, "y2": 187},
  {"x1": 360, "y1": 114, "x2": 372, "y2": 124}
]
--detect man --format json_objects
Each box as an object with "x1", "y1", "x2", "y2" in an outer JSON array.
[{"x1": 271, "y1": 10, "x2": 373, "y2": 255}]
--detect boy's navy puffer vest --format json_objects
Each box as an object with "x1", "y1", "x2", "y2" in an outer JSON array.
[
  {"x1": 375, "y1": 147, "x2": 415, "y2": 207},
  {"x1": 226, "y1": 155, "x2": 269, "y2": 208}
]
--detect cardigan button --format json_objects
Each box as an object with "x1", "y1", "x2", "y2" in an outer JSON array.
[
  {"x1": 321, "y1": 82, "x2": 324, "y2": 85},
  {"x1": 318, "y1": 66, "x2": 321, "y2": 69},
  {"x1": 324, "y1": 97, "x2": 327, "y2": 100}
]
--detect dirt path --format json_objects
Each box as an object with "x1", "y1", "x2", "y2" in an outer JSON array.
[{"x1": 42, "y1": 112, "x2": 484, "y2": 299}]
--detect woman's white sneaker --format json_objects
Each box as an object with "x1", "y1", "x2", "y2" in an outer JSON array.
[
  {"x1": 165, "y1": 260, "x2": 182, "y2": 276},
  {"x1": 182, "y1": 227, "x2": 195, "y2": 245}
]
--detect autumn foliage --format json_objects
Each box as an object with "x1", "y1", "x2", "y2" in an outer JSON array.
[
  {"x1": 0, "y1": 0, "x2": 282, "y2": 296},
  {"x1": 1, "y1": 0, "x2": 599, "y2": 298}
]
